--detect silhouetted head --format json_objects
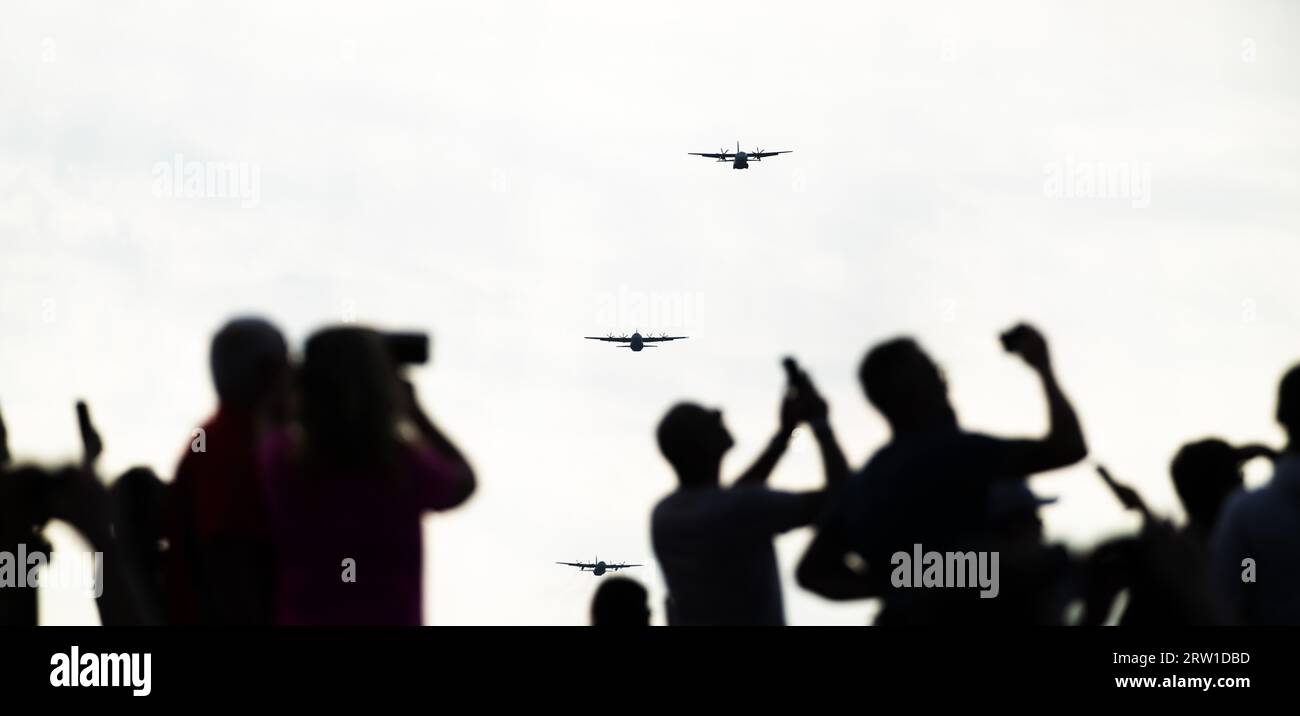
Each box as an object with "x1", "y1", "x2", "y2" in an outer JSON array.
[
  {"x1": 1171, "y1": 439, "x2": 1245, "y2": 533},
  {"x1": 110, "y1": 467, "x2": 165, "y2": 540},
  {"x1": 656, "y1": 403, "x2": 734, "y2": 485},
  {"x1": 591, "y1": 577, "x2": 650, "y2": 626},
  {"x1": 210, "y1": 317, "x2": 288, "y2": 409},
  {"x1": 110, "y1": 467, "x2": 167, "y2": 582},
  {"x1": 987, "y1": 481, "x2": 1053, "y2": 544},
  {"x1": 299, "y1": 326, "x2": 400, "y2": 471},
  {"x1": 858, "y1": 338, "x2": 955, "y2": 433},
  {"x1": 1277, "y1": 364, "x2": 1300, "y2": 448}
]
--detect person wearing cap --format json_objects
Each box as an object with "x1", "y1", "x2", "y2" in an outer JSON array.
[
  {"x1": 984, "y1": 481, "x2": 1076, "y2": 624},
  {"x1": 1171, "y1": 439, "x2": 1273, "y2": 545},
  {"x1": 1212, "y1": 364, "x2": 1300, "y2": 624}
]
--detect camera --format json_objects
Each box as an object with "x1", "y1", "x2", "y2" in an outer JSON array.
[{"x1": 384, "y1": 332, "x2": 430, "y2": 366}]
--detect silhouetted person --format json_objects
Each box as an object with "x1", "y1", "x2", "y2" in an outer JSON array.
[
  {"x1": 1080, "y1": 466, "x2": 1226, "y2": 625},
  {"x1": 798, "y1": 325, "x2": 1088, "y2": 623},
  {"x1": 110, "y1": 466, "x2": 167, "y2": 617},
  {"x1": 651, "y1": 362, "x2": 847, "y2": 625},
  {"x1": 162, "y1": 317, "x2": 288, "y2": 624},
  {"x1": 1, "y1": 402, "x2": 153, "y2": 625},
  {"x1": 0, "y1": 402, "x2": 43, "y2": 626},
  {"x1": 1171, "y1": 439, "x2": 1272, "y2": 544},
  {"x1": 256, "y1": 326, "x2": 475, "y2": 625},
  {"x1": 591, "y1": 577, "x2": 650, "y2": 626},
  {"x1": 1212, "y1": 364, "x2": 1300, "y2": 624},
  {"x1": 980, "y1": 481, "x2": 1073, "y2": 624}
]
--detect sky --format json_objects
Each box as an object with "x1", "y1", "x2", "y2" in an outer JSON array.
[{"x1": 1, "y1": 0, "x2": 1297, "y2": 625}]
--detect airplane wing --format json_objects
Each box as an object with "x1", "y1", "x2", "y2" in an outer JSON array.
[
  {"x1": 689, "y1": 152, "x2": 734, "y2": 159},
  {"x1": 584, "y1": 337, "x2": 630, "y2": 342},
  {"x1": 640, "y1": 336, "x2": 687, "y2": 342},
  {"x1": 751, "y1": 150, "x2": 792, "y2": 159},
  {"x1": 607, "y1": 563, "x2": 643, "y2": 570},
  {"x1": 556, "y1": 562, "x2": 594, "y2": 568}
]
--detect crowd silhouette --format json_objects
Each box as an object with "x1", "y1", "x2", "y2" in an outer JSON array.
[{"x1": 1, "y1": 317, "x2": 1297, "y2": 626}]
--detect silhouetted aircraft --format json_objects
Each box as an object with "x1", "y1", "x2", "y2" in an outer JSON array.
[
  {"x1": 557, "y1": 559, "x2": 642, "y2": 576},
  {"x1": 689, "y1": 141, "x2": 791, "y2": 169},
  {"x1": 584, "y1": 331, "x2": 687, "y2": 352}
]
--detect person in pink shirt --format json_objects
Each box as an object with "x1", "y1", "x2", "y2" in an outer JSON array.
[{"x1": 257, "y1": 326, "x2": 475, "y2": 625}]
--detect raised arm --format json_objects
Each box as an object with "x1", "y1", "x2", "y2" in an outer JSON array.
[
  {"x1": 786, "y1": 360, "x2": 850, "y2": 487},
  {"x1": 733, "y1": 378, "x2": 801, "y2": 487},
  {"x1": 54, "y1": 402, "x2": 155, "y2": 625},
  {"x1": 733, "y1": 428, "x2": 793, "y2": 488},
  {"x1": 996, "y1": 324, "x2": 1088, "y2": 475},
  {"x1": 401, "y1": 379, "x2": 476, "y2": 507}
]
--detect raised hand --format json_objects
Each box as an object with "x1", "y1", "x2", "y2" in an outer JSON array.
[
  {"x1": 76, "y1": 401, "x2": 103, "y2": 468},
  {"x1": 1000, "y1": 323, "x2": 1051, "y2": 373},
  {"x1": 782, "y1": 357, "x2": 829, "y2": 425}
]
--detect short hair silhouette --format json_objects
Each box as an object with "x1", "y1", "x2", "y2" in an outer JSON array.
[
  {"x1": 1170, "y1": 439, "x2": 1244, "y2": 532},
  {"x1": 110, "y1": 466, "x2": 166, "y2": 609},
  {"x1": 111, "y1": 466, "x2": 165, "y2": 548},
  {"x1": 857, "y1": 338, "x2": 950, "y2": 429},
  {"x1": 300, "y1": 326, "x2": 400, "y2": 470},
  {"x1": 210, "y1": 317, "x2": 287, "y2": 406},
  {"x1": 591, "y1": 577, "x2": 650, "y2": 626},
  {"x1": 656, "y1": 403, "x2": 732, "y2": 482},
  {"x1": 1277, "y1": 363, "x2": 1300, "y2": 439}
]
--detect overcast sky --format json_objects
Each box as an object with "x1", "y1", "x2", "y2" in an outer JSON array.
[{"x1": 3, "y1": 0, "x2": 1298, "y2": 625}]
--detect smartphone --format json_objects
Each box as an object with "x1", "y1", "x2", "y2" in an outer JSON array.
[
  {"x1": 782, "y1": 356, "x2": 804, "y2": 398},
  {"x1": 76, "y1": 400, "x2": 102, "y2": 460},
  {"x1": 1095, "y1": 464, "x2": 1150, "y2": 517}
]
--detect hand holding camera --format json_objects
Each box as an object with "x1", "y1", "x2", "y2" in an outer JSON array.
[{"x1": 780, "y1": 357, "x2": 829, "y2": 431}]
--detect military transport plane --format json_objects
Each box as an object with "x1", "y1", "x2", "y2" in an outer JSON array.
[
  {"x1": 584, "y1": 331, "x2": 687, "y2": 352},
  {"x1": 689, "y1": 141, "x2": 792, "y2": 169},
  {"x1": 556, "y1": 559, "x2": 642, "y2": 577}
]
